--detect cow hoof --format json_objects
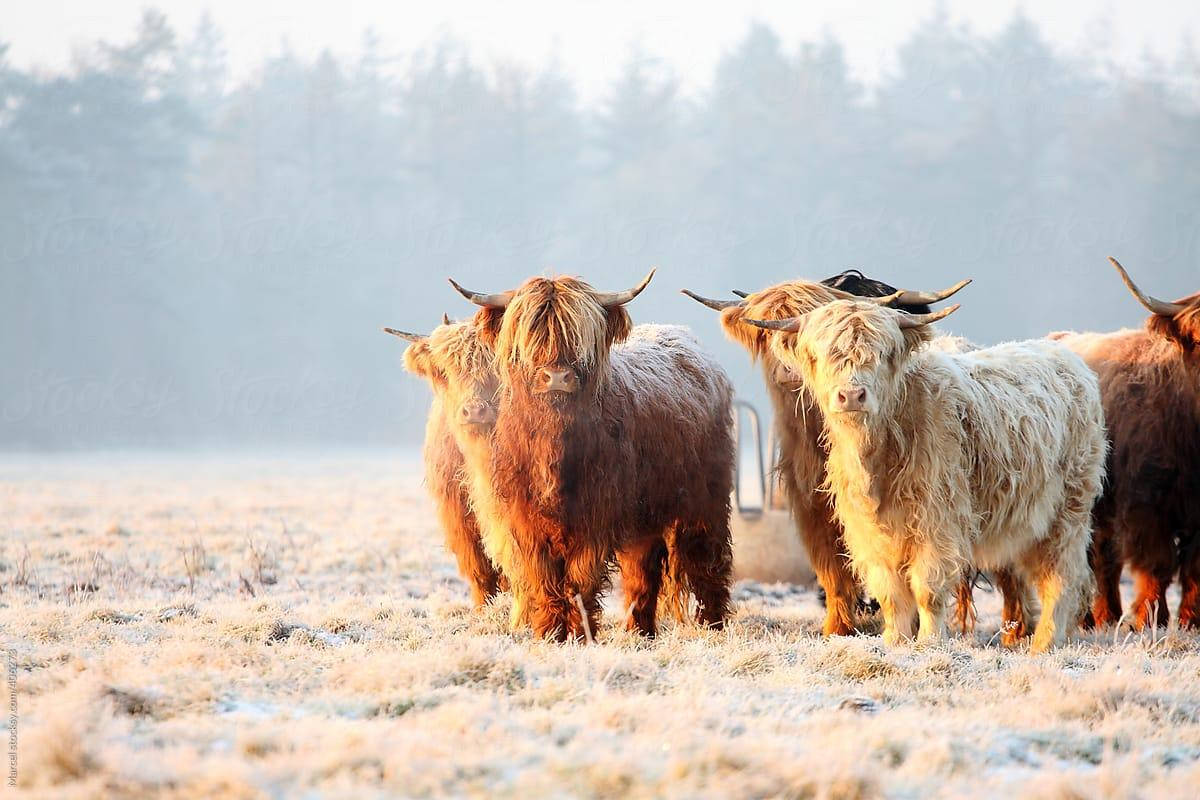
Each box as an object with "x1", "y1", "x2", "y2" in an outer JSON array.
[{"x1": 823, "y1": 619, "x2": 856, "y2": 637}]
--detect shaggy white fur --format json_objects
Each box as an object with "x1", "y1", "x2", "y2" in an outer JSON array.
[{"x1": 767, "y1": 300, "x2": 1107, "y2": 653}]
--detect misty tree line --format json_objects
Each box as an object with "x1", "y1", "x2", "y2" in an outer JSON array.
[{"x1": 2, "y1": 9, "x2": 1199, "y2": 448}]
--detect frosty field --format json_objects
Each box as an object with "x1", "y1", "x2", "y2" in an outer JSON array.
[{"x1": 3, "y1": 453, "x2": 1200, "y2": 799}]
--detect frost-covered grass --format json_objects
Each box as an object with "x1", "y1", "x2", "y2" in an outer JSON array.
[{"x1": 3, "y1": 453, "x2": 1199, "y2": 798}]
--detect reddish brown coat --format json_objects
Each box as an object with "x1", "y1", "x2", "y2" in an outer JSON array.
[
  {"x1": 398, "y1": 322, "x2": 504, "y2": 607},
  {"x1": 471, "y1": 277, "x2": 735, "y2": 641},
  {"x1": 1053, "y1": 288, "x2": 1200, "y2": 628}
]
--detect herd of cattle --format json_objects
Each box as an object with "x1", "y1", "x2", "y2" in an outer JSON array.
[{"x1": 385, "y1": 258, "x2": 1199, "y2": 653}]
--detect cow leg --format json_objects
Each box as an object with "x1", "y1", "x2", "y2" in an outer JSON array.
[
  {"x1": 910, "y1": 563, "x2": 949, "y2": 644},
  {"x1": 674, "y1": 518, "x2": 733, "y2": 629},
  {"x1": 1125, "y1": 510, "x2": 1174, "y2": 630},
  {"x1": 953, "y1": 572, "x2": 977, "y2": 635},
  {"x1": 798, "y1": 499, "x2": 858, "y2": 636},
  {"x1": 1129, "y1": 569, "x2": 1171, "y2": 630},
  {"x1": 1027, "y1": 521, "x2": 1089, "y2": 654},
  {"x1": 500, "y1": 530, "x2": 579, "y2": 642},
  {"x1": 863, "y1": 563, "x2": 914, "y2": 646},
  {"x1": 1086, "y1": 522, "x2": 1123, "y2": 629},
  {"x1": 434, "y1": 483, "x2": 502, "y2": 608},
  {"x1": 524, "y1": 560, "x2": 570, "y2": 642},
  {"x1": 1179, "y1": 533, "x2": 1200, "y2": 629},
  {"x1": 562, "y1": 543, "x2": 610, "y2": 642},
  {"x1": 996, "y1": 568, "x2": 1037, "y2": 647},
  {"x1": 618, "y1": 534, "x2": 668, "y2": 636},
  {"x1": 509, "y1": 586, "x2": 530, "y2": 630}
]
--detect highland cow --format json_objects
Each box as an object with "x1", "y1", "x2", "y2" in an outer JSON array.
[
  {"x1": 745, "y1": 298, "x2": 1106, "y2": 652},
  {"x1": 385, "y1": 318, "x2": 504, "y2": 607},
  {"x1": 1051, "y1": 257, "x2": 1200, "y2": 629},
  {"x1": 450, "y1": 272, "x2": 735, "y2": 641},
  {"x1": 682, "y1": 271, "x2": 969, "y2": 636}
]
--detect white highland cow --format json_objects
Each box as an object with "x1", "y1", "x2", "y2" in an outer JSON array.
[{"x1": 746, "y1": 298, "x2": 1106, "y2": 653}]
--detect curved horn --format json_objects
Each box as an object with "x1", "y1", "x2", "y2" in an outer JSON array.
[
  {"x1": 383, "y1": 327, "x2": 425, "y2": 343},
  {"x1": 823, "y1": 284, "x2": 906, "y2": 306},
  {"x1": 681, "y1": 289, "x2": 745, "y2": 311},
  {"x1": 742, "y1": 316, "x2": 804, "y2": 333},
  {"x1": 1109, "y1": 257, "x2": 1184, "y2": 317},
  {"x1": 594, "y1": 269, "x2": 655, "y2": 307},
  {"x1": 890, "y1": 278, "x2": 972, "y2": 306},
  {"x1": 731, "y1": 289, "x2": 750, "y2": 298},
  {"x1": 448, "y1": 278, "x2": 512, "y2": 309},
  {"x1": 895, "y1": 304, "x2": 960, "y2": 329}
]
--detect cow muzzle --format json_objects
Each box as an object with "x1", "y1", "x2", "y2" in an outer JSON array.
[
  {"x1": 460, "y1": 399, "x2": 497, "y2": 428},
  {"x1": 832, "y1": 386, "x2": 868, "y2": 413},
  {"x1": 535, "y1": 367, "x2": 579, "y2": 395}
]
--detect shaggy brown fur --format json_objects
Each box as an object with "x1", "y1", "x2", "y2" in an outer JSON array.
[
  {"x1": 397, "y1": 321, "x2": 504, "y2": 607},
  {"x1": 1051, "y1": 277, "x2": 1200, "y2": 629},
  {"x1": 693, "y1": 276, "x2": 936, "y2": 636},
  {"x1": 469, "y1": 276, "x2": 735, "y2": 641}
]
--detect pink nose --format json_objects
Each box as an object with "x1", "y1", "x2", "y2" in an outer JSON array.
[
  {"x1": 834, "y1": 386, "x2": 867, "y2": 412},
  {"x1": 537, "y1": 367, "x2": 578, "y2": 394},
  {"x1": 460, "y1": 400, "x2": 496, "y2": 426}
]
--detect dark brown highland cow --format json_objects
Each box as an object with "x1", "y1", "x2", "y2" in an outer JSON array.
[
  {"x1": 384, "y1": 318, "x2": 504, "y2": 607},
  {"x1": 1052, "y1": 257, "x2": 1200, "y2": 629},
  {"x1": 683, "y1": 271, "x2": 969, "y2": 636},
  {"x1": 451, "y1": 272, "x2": 735, "y2": 641}
]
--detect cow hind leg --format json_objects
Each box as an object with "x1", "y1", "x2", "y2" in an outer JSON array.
[
  {"x1": 1130, "y1": 569, "x2": 1172, "y2": 630},
  {"x1": 674, "y1": 517, "x2": 733, "y2": 629},
  {"x1": 1125, "y1": 512, "x2": 1174, "y2": 630},
  {"x1": 618, "y1": 534, "x2": 668, "y2": 637},
  {"x1": 1027, "y1": 521, "x2": 1089, "y2": 654}
]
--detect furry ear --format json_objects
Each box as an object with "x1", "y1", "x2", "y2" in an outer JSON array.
[
  {"x1": 1147, "y1": 309, "x2": 1200, "y2": 353},
  {"x1": 604, "y1": 305, "x2": 633, "y2": 347},
  {"x1": 900, "y1": 325, "x2": 934, "y2": 355},
  {"x1": 471, "y1": 307, "x2": 505, "y2": 346},
  {"x1": 402, "y1": 340, "x2": 439, "y2": 381},
  {"x1": 719, "y1": 304, "x2": 770, "y2": 359}
]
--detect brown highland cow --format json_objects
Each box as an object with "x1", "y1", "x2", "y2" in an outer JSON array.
[
  {"x1": 384, "y1": 318, "x2": 504, "y2": 607},
  {"x1": 1051, "y1": 257, "x2": 1200, "y2": 629},
  {"x1": 682, "y1": 271, "x2": 968, "y2": 636},
  {"x1": 450, "y1": 271, "x2": 735, "y2": 641}
]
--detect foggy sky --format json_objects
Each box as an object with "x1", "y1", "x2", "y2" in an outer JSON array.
[
  {"x1": 2, "y1": 6, "x2": 1199, "y2": 450},
  {"x1": 11, "y1": 1, "x2": 1200, "y2": 99}
]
